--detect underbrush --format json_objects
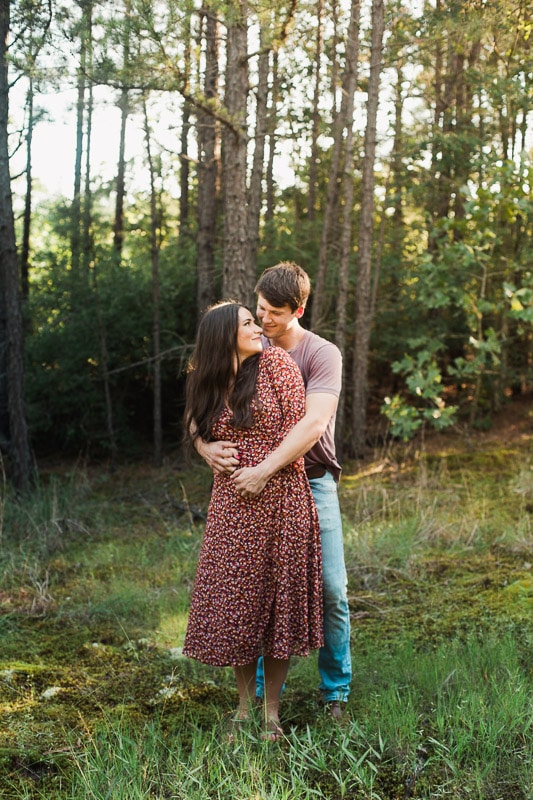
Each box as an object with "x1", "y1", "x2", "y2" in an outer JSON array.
[{"x1": 0, "y1": 420, "x2": 532, "y2": 799}]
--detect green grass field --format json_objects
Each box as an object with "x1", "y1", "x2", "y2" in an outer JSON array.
[{"x1": 1, "y1": 403, "x2": 532, "y2": 799}]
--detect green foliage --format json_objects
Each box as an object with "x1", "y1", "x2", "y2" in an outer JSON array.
[
  {"x1": 381, "y1": 344, "x2": 458, "y2": 441},
  {"x1": 505, "y1": 277, "x2": 533, "y2": 324},
  {"x1": 6, "y1": 0, "x2": 532, "y2": 459},
  {"x1": 24, "y1": 200, "x2": 197, "y2": 454},
  {"x1": 385, "y1": 161, "x2": 533, "y2": 421}
]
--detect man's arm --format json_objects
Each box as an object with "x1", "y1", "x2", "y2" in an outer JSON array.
[{"x1": 231, "y1": 392, "x2": 338, "y2": 496}]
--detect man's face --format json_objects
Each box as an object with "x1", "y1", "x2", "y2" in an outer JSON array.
[{"x1": 256, "y1": 293, "x2": 303, "y2": 341}]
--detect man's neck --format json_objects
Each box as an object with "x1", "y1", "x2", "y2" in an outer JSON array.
[{"x1": 268, "y1": 321, "x2": 306, "y2": 352}]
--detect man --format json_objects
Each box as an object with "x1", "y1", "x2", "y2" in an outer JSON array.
[{"x1": 195, "y1": 262, "x2": 352, "y2": 718}]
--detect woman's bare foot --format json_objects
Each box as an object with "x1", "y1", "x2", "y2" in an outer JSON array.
[{"x1": 261, "y1": 718, "x2": 284, "y2": 742}]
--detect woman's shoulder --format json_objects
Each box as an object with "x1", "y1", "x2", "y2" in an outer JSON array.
[
  {"x1": 261, "y1": 345, "x2": 295, "y2": 368},
  {"x1": 259, "y1": 346, "x2": 303, "y2": 386}
]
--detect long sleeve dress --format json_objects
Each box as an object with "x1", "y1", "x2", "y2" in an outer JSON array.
[{"x1": 183, "y1": 346, "x2": 323, "y2": 667}]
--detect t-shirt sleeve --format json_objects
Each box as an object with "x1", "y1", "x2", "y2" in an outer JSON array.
[
  {"x1": 261, "y1": 347, "x2": 306, "y2": 435},
  {"x1": 305, "y1": 340, "x2": 342, "y2": 397}
]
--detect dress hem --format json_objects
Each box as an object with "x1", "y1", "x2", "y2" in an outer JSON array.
[{"x1": 182, "y1": 640, "x2": 324, "y2": 668}]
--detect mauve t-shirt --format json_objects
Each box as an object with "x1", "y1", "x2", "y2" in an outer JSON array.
[{"x1": 263, "y1": 330, "x2": 342, "y2": 482}]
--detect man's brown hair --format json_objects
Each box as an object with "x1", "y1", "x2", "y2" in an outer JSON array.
[{"x1": 255, "y1": 262, "x2": 311, "y2": 312}]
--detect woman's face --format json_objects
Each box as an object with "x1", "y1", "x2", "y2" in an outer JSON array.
[{"x1": 236, "y1": 307, "x2": 263, "y2": 363}]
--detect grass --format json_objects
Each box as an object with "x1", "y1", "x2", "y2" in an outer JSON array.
[{"x1": 0, "y1": 402, "x2": 532, "y2": 799}]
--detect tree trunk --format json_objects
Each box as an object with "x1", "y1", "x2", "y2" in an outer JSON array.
[
  {"x1": 179, "y1": 99, "x2": 191, "y2": 240},
  {"x1": 307, "y1": 0, "x2": 323, "y2": 221},
  {"x1": 0, "y1": 0, "x2": 32, "y2": 490},
  {"x1": 427, "y1": 0, "x2": 445, "y2": 249},
  {"x1": 196, "y1": 3, "x2": 219, "y2": 314},
  {"x1": 334, "y1": 142, "x2": 355, "y2": 457},
  {"x1": 179, "y1": 12, "x2": 192, "y2": 242},
  {"x1": 13, "y1": 0, "x2": 51, "y2": 303},
  {"x1": 350, "y1": 0, "x2": 384, "y2": 458},
  {"x1": 428, "y1": 16, "x2": 458, "y2": 248},
  {"x1": 311, "y1": 0, "x2": 358, "y2": 331},
  {"x1": 113, "y1": 87, "x2": 128, "y2": 260},
  {"x1": 334, "y1": 0, "x2": 361, "y2": 455},
  {"x1": 221, "y1": 1, "x2": 251, "y2": 305},
  {"x1": 245, "y1": 24, "x2": 269, "y2": 282},
  {"x1": 82, "y1": 24, "x2": 93, "y2": 275},
  {"x1": 389, "y1": 57, "x2": 405, "y2": 228},
  {"x1": 330, "y1": 0, "x2": 339, "y2": 113},
  {"x1": 144, "y1": 100, "x2": 162, "y2": 467},
  {"x1": 113, "y1": 1, "x2": 131, "y2": 261},
  {"x1": 71, "y1": 0, "x2": 89, "y2": 278},
  {"x1": 453, "y1": 39, "x2": 481, "y2": 226},
  {"x1": 265, "y1": 48, "x2": 279, "y2": 226},
  {"x1": 0, "y1": 0, "x2": 8, "y2": 454},
  {"x1": 21, "y1": 79, "x2": 33, "y2": 301},
  {"x1": 91, "y1": 264, "x2": 117, "y2": 465}
]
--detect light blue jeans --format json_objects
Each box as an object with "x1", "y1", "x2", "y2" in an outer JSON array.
[{"x1": 256, "y1": 470, "x2": 352, "y2": 703}]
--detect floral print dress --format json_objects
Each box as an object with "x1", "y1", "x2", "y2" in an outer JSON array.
[{"x1": 183, "y1": 346, "x2": 323, "y2": 666}]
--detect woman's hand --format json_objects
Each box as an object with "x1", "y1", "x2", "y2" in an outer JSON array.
[{"x1": 196, "y1": 439, "x2": 239, "y2": 474}]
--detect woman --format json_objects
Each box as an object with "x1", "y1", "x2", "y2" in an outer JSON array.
[{"x1": 183, "y1": 301, "x2": 323, "y2": 740}]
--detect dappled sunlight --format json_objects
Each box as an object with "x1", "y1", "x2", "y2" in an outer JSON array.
[{"x1": 157, "y1": 610, "x2": 190, "y2": 649}]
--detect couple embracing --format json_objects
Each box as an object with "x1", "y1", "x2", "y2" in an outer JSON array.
[{"x1": 183, "y1": 262, "x2": 351, "y2": 741}]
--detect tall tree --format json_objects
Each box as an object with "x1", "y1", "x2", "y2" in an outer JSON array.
[
  {"x1": 424, "y1": 0, "x2": 483, "y2": 246},
  {"x1": 143, "y1": 99, "x2": 163, "y2": 467},
  {"x1": 265, "y1": 47, "x2": 279, "y2": 225},
  {"x1": 71, "y1": 0, "x2": 91, "y2": 278},
  {"x1": 18, "y1": 0, "x2": 52, "y2": 301},
  {"x1": 113, "y1": 0, "x2": 132, "y2": 261},
  {"x1": 20, "y1": 79, "x2": 34, "y2": 302},
  {"x1": 245, "y1": 21, "x2": 270, "y2": 282},
  {"x1": 221, "y1": 1, "x2": 251, "y2": 304},
  {"x1": 351, "y1": 0, "x2": 384, "y2": 457},
  {"x1": 196, "y1": 2, "x2": 219, "y2": 313},
  {"x1": 70, "y1": 0, "x2": 96, "y2": 296},
  {"x1": 113, "y1": 89, "x2": 129, "y2": 260},
  {"x1": 143, "y1": 98, "x2": 163, "y2": 466},
  {"x1": 311, "y1": 1, "x2": 359, "y2": 330},
  {"x1": 91, "y1": 264, "x2": 117, "y2": 464},
  {"x1": 81, "y1": 12, "x2": 94, "y2": 276},
  {"x1": 0, "y1": 0, "x2": 33, "y2": 490},
  {"x1": 334, "y1": 0, "x2": 361, "y2": 453},
  {"x1": 178, "y1": 8, "x2": 193, "y2": 243},
  {"x1": 307, "y1": 0, "x2": 323, "y2": 221}
]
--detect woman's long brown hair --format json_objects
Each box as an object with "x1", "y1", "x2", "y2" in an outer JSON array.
[{"x1": 183, "y1": 302, "x2": 262, "y2": 451}]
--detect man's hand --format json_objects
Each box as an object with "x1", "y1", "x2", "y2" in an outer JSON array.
[
  {"x1": 196, "y1": 439, "x2": 239, "y2": 474},
  {"x1": 231, "y1": 462, "x2": 271, "y2": 497}
]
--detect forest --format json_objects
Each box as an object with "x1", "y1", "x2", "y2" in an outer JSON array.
[
  {"x1": 0, "y1": 0, "x2": 532, "y2": 489},
  {"x1": 0, "y1": 3, "x2": 532, "y2": 797}
]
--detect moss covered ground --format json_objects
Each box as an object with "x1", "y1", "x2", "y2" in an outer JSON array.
[{"x1": 0, "y1": 396, "x2": 531, "y2": 799}]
